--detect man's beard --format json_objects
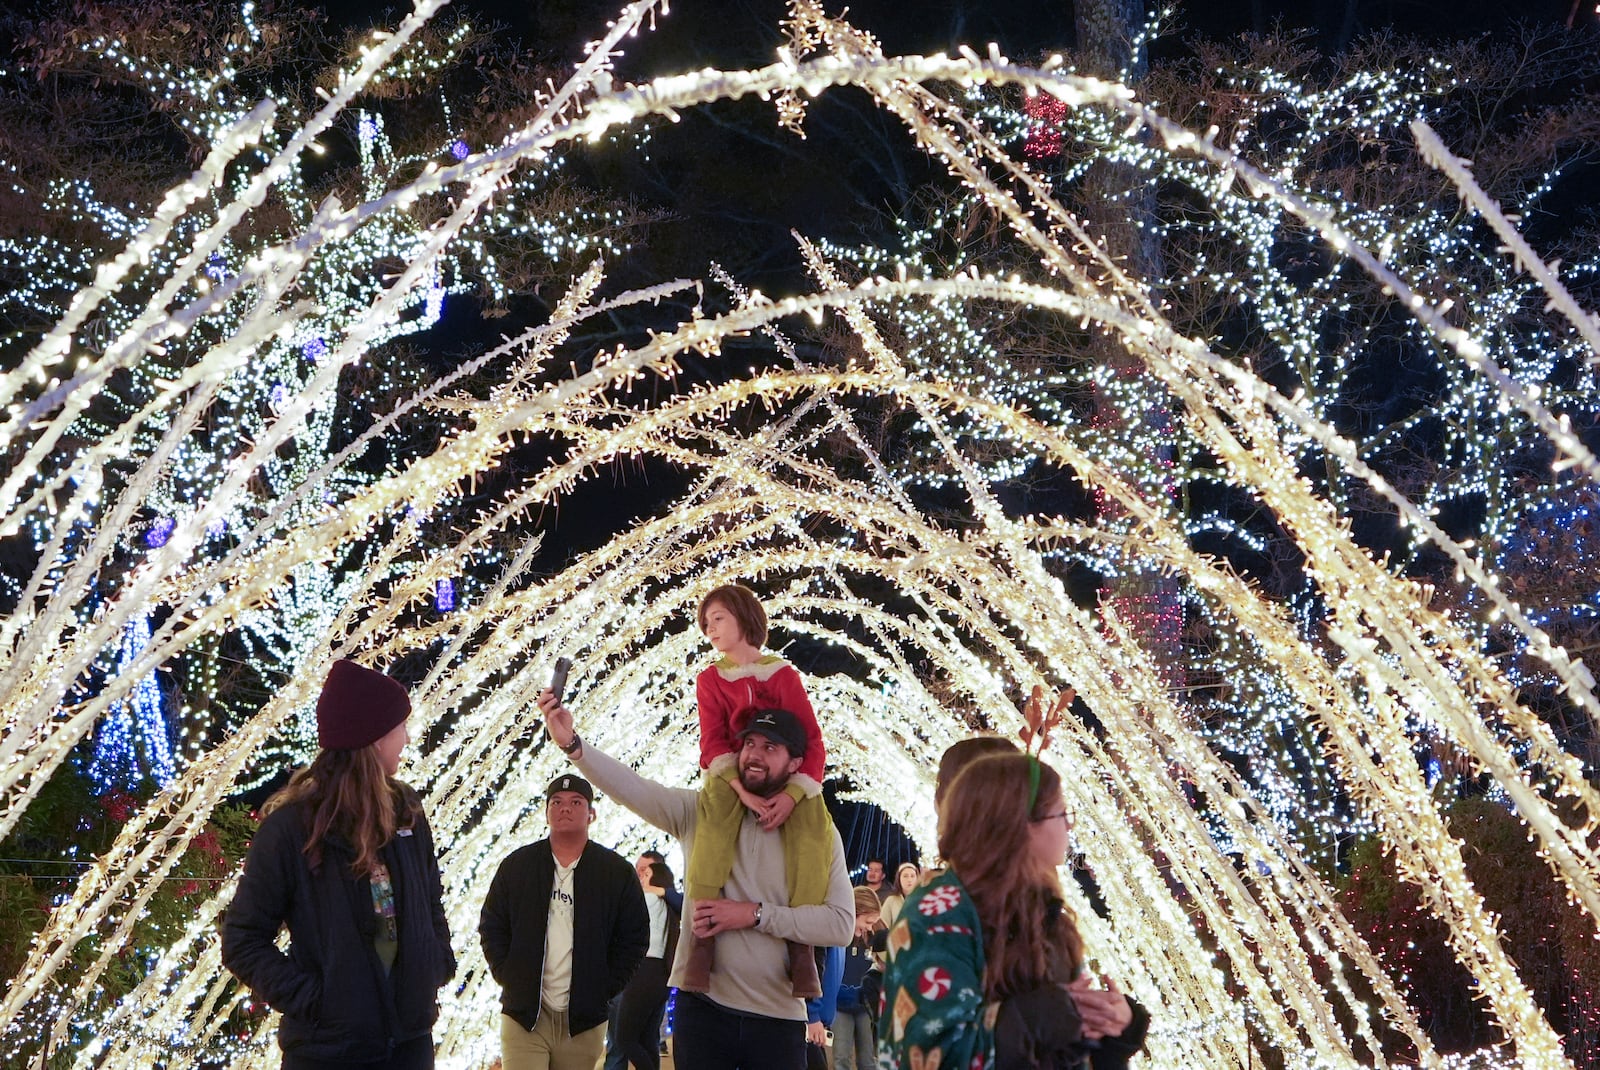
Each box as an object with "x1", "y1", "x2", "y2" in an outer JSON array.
[{"x1": 739, "y1": 760, "x2": 786, "y2": 796}]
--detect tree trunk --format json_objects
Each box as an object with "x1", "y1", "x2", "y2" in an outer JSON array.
[{"x1": 1073, "y1": 0, "x2": 1185, "y2": 690}]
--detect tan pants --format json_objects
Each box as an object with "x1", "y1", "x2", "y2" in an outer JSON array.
[{"x1": 500, "y1": 1009, "x2": 606, "y2": 1070}]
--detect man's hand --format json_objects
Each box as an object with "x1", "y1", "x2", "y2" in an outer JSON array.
[
  {"x1": 759, "y1": 791, "x2": 797, "y2": 831},
  {"x1": 1067, "y1": 975, "x2": 1134, "y2": 1040},
  {"x1": 537, "y1": 689, "x2": 577, "y2": 752},
  {"x1": 805, "y1": 1021, "x2": 827, "y2": 1046},
  {"x1": 692, "y1": 898, "x2": 759, "y2": 938}
]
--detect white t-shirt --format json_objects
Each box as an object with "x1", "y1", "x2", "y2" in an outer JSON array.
[
  {"x1": 541, "y1": 859, "x2": 578, "y2": 1011},
  {"x1": 644, "y1": 892, "x2": 669, "y2": 959}
]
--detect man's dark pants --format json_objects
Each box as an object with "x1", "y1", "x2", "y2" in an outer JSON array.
[{"x1": 673, "y1": 992, "x2": 806, "y2": 1070}]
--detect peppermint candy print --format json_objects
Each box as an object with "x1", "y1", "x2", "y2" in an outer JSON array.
[
  {"x1": 917, "y1": 965, "x2": 953, "y2": 1000},
  {"x1": 917, "y1": 885, "x2": 963, "y2": 916}
]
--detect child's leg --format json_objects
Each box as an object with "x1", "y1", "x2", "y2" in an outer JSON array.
[
  {"x1": 683, "y1": 772, "x2": 745, "y2": 992},
  {"x1": 780, "y1": 794, "x2": 836, "y2": 999},
  {"x1": 687, "y1": 772, "x2": 744, "y2": 901},
  {"x1": 781, "y1": 793, "x2": 836, "y2": 905}
]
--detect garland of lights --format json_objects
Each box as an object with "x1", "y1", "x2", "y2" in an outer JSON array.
[{"x1": 2, "y1": 1, "x2": 1599, "y2": 1067}]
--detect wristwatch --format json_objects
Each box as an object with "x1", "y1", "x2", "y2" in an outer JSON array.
[
  {"x1": 751, "y1": 902, "x2": 763, "y2": 927},
  {"x1": 559, "y1": 733, "x2": 583, "y2": 755}
]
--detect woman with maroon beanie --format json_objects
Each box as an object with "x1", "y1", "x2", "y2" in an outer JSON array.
[{"x1": 223, "y1": 660, "x2": 455, "y2": 1069}]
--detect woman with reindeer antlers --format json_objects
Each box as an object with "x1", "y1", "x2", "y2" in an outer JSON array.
[{"x1": 878, "y1": 689, "x2": 1149, "y2": 1070}]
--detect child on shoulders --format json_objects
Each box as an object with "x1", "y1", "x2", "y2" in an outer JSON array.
[{"x1": 684, "y1": 583, "x2": 832, "y2": 997}]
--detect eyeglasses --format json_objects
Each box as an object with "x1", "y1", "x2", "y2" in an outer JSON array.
[{"x1": 1032, "y1": 811, "x2": 1072, "y2": 826}]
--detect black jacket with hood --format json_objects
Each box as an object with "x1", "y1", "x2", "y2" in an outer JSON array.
[{"x1": 221, "y1": 786, "x2": 455, "y2": 1063}]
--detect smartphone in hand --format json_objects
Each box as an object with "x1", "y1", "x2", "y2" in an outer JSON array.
[{"x1": 550, "y1": 657, "x2": 573, "y2": 704}]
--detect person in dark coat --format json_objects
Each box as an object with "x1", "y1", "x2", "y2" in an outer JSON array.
[
  {"x1": 222, "y1": 659, "x2": 455, "y2": 1070},
  {"x1": 805, "y1": 943, "x2": 845, "y2": 1070},
  {"x1": 479, "y1": 772, "x2": 650, "y2": 1070},
  {"x1": 831, "y1": 886, "x2": 885, "y2": 1069}
]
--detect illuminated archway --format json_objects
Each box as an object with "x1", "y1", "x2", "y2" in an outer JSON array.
[{"x1": 1, "y1": 2, "x2": 1596, "y2": 1067}]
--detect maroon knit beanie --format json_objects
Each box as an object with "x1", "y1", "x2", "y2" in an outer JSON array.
[{"x1": 316, "y1": 659, "x2": 410, "y2": 750}]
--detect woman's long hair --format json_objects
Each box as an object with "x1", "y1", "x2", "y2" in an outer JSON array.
[
  {"x1": 937, "y1": 752, "x2": 1083, "y2": 1000},
  {"x1": 934, "y1": 735, "x2": 1018, "y2": 806},
  {"x1": 263, "y1": 746, "x2": 420, "y2": 877},
  {"x1": 648, "y1": 860, "x2": 676, "y2": 892}
]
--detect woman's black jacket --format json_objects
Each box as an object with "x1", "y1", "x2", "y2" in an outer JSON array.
[{"x1": 220, "y1": 787, "x2": 456, "y2": 1063}]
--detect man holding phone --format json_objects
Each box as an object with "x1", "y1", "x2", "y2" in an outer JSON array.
[{"x1": 538, "y1": 688, "x2": 854, "y2": 1070}]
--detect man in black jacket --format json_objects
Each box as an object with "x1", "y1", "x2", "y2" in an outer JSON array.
[{"x1": 480, "y1": 773, "x2": 650, "y2": 1070}]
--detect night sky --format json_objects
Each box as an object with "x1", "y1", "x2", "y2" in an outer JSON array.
[
  {"x1": 358, "y1": 0, "x2": 1600, "y2": 595},
  {"x1": 365, "y1": 0, "x2": 1592, "y2": 56},
  {"x1": 388, "y1": 0, "x2": 1600, "y2": 294}
]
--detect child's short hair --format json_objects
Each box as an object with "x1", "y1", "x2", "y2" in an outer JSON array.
[
  {"x1": 934, "y1": 735, "x2": 1019, "y2": 805},
  {"x1": 698, "y1": 584, "x2": 769, "y2": 648}
]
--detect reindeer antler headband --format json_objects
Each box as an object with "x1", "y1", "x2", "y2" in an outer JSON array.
[{"x1": 1020, "y1": 684, "x2": 1076, "y2": 810}]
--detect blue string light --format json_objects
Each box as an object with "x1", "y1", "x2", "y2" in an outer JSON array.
[
  {"x1": 143, "y1": 517, "x2": 175, "y2": 549},
  {"x1": 88, "y1": 611, "x2": 177, "y2": 792}
]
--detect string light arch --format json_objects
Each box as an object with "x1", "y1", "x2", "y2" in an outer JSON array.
[{"x1": 1, "y1": 1, "x2": 1598, "y2": 1067}]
